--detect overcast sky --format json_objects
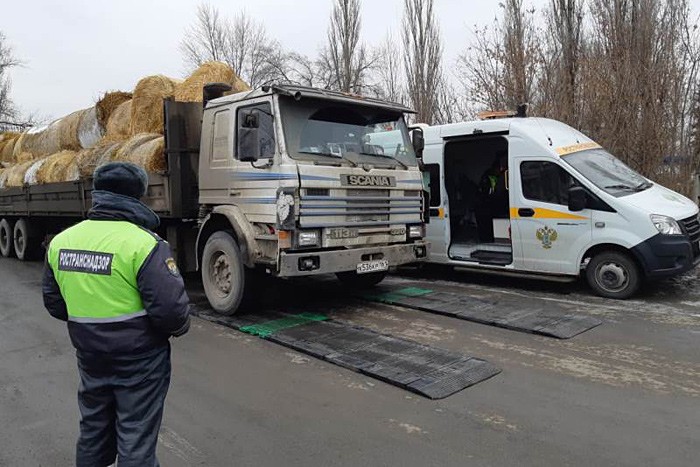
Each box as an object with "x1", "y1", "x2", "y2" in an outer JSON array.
[{"x1": 2, "y1": 0, "x2": 699, "y2": 120}]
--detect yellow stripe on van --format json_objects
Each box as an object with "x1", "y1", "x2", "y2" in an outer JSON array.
[
  {"x1": 510, "y1": 207, "x2": 588, "y2": 220},
  {"x1": 555, "y1": 142, "x2": 601, "y2": 156}
]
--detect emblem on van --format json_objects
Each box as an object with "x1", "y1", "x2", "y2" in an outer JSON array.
[
  {"x1": 341, "y1": 174, "x2": 396, "y2": 187},
  {"x1": 536, "y1": 226, "x2": 558, "y2": 249}
]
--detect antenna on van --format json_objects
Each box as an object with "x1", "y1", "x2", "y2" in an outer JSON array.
[{"x1": 516, "y1": 103, "x2": 529, "y2": 118}]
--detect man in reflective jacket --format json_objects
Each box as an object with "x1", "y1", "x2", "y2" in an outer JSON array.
[{"x1": 42, "y1": 162, "x2": 190, "y2": 467}]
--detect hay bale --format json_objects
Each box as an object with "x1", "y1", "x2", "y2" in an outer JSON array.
[
  {"x1": 130, "y1": 75, "x2": 180, "y2": 135},
  {"x1": 36, "y1": 150, "x2": 79, "y2": 184},
  {"x1": 174, "y1": 62, "x2": 250, "y2": 102},
  {"x1": 104, "y1": 100, "x2": 132, "y2": 142},
  {"x1": 58, "y1": 109, "x2": 88, "y2": 151},
  {"x1": 20, "y1": 120, "x2": 62, "y2": 158},
  {"x1": 15, "y1": 151, "x2": 35, "y2": 164},
  {"x1": 113, "y1": 133, "x2": 165, "y2": 172},
  {"x1": 24, "y1": 158, "x2": 47, "y2": 185},
  {"x1": 5, "y1": 160, "x2": 34, "y2": 187},
  {"x1": 0, "y1": 167, "x2": 8, "y2": 188},
  {"x1": 78, "y1": 107, "x2": 104, "y2": 149},
  {"x1": 12, "y1": 132, "x2": 26, "y2": 159},
  {"x1": 96, "y1": 91, "x2": 132, "y2": 128},
  {"x1": 76, "y1": 141, "x2": 122, "y2": 178},
  {"x1": 0, "y1": 135, "x2": 18, "y2": 163}
]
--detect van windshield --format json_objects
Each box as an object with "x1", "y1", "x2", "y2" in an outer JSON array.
[
  {"x1": 279, "y1": 96, "x2": 417, "y2": 168},
  {"x1": 561, "y1": 148, "x2": 651, "y2": 197}
]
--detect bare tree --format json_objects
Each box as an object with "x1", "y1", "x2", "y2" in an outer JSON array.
[
  {"x1": 319, "y1": 0, "x2": 373, "y2": 93},
  {"x1": 402, "y1": 0, "x2": 443, "y2": 124},
  {"x1": 180, "y1": 3, "x2": 280, "y2": 87},
  {"x1": 371, "y1": 32, "x2": 405, "y2": 103},
  {"x1": 0, "y1": 31, "x2": 20, "y2": 123}
]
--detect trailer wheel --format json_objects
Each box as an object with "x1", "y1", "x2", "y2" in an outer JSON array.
[
  {"x1": 0, "y1": 219, "x2": 14, "y2": 258},
  {"x1": 13, "y1": 219, "x2": 41, "y2": 261},
  {"x1": 336, "y1": 271, "x2": 387, "y2": 288},
  {"x1": 201, "y1": 231, "x2": 255, "y2": 315},
  {"x1": 585, "y1": 251, "x2": 640, "y2": 299}
]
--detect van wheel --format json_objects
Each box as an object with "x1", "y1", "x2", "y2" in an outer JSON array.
[
  {"x1": 586, "y1": 251, "x2": 640, "y2": 299},
  {"x1": 336, "y1": 271, "x2": 386, "y2": 288},
  {"x1": 13, "y1": 219, "x2": 41, "y2": 261},
  {"x1": 202, "y1": 232, "x2": 256, "y2": 315},
  {"x1": 0, "y1": 219, "x2": 14, "y2": 258}
]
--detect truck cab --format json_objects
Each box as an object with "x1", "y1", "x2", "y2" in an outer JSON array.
[
  {"x1": 193, "y1": 85, "x2": 428, "y2": 313},
  {"x1": 422, "y1": 116, "x2": 700, "y2": 299}
]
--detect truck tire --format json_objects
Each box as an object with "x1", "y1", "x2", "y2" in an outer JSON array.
[
  {"x1": 0, "y1": 219, "x2": 14, "y2": 258},
  {"x1": 13, "y1": 219, "x2": 41, "y2": 261},
  {"x1": 201, "y1": 231, "x2": 254, "y2": 315},
  {"x1": 336, "y1": 271, "x2": 387, "y2": 288},
  {"x1": 586, "y1": 251, "x2": 640, "y2": 299}
]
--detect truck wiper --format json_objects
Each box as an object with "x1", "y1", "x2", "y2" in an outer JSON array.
[
  {"x1": 360, "y1": 152, "x2": 408, "y2": 169},
  {"x1": 635, "y1": 181, "x2": 653, "y2": 191},
  {"x1": 298, "y1": 150, "x2": 358, "y2": 167}
]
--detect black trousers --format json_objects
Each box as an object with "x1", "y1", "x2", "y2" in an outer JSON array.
[{"x1": 75, "y1": 346, "x2": 171, "y2": 467}]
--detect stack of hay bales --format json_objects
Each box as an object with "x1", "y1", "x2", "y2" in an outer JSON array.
[{"x1": 0, "y1": 62, "x2": 247, "y2": 187}]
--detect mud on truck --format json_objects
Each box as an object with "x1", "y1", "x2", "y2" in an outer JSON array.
[{"x1": 0, "y1": 84, "x2": 429, "y2": 314}]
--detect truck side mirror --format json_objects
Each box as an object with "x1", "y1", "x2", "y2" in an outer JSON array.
[
  {"x1": 568, "y1": 186, "x2": 587, "y2": 212},
  {"x1": 412, "y1": 128, "x2": 425, "y2": 160},
  {"x1": 238, "y1": 126, "x2": 260, "y2": 162}
]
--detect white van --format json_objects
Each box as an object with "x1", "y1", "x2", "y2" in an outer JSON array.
[{"x1": 421, "y1": 116, "x2": 700, "y2": 298}]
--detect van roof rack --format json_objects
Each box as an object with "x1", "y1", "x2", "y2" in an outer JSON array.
[{"x1": 477, "y1": 103, "x2": 529, "y2": 120}]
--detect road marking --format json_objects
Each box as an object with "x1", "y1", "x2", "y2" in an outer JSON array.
[{"x1": 158, "y1": 426, "x2": 205, "y2": 464}]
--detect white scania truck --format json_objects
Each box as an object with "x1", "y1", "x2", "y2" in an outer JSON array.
[
  {"x1": 0, "y1": 85, "x2": 429, "y2": 313},
  {"x1": 420, "y1": 115, "x2": 700, "y2": 299}
]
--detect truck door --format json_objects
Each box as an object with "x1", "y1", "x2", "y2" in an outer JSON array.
[{"x1": 511, "y1": 158, "x2": 592, "y2": 274}]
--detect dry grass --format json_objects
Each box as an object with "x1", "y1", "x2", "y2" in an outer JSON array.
[
  {"x1": 21, "y1": 120, "x2": 62, "y2": 158},
  {"x1": 5, "y1": 160, "x2": 35, "y2": 187},
  {"x1": 130, "y1": 75, "x2": 180, "y2": 135},
  {"x1": 0, "y1": 167, "x2": 8, "y2": 188},
  {"x1": 0, "y1": 135, "x2": 19, "y2": 163},
  {"x1": 36, "y1": 151, "x2": 79, "y2": 184},
  {"x1": 95, "y1": 91, "x2": 132, "y2": 128},
  {"x1": 113, "y1": 133, "x2": 165, "y2": 172},
  {"x1": 174, "y1": 62, "x2": 250, "y2": 102},
  {"x1": 76, "y1": 141, "x2": 122, "y2": 178},
  {"x1": 104, "y1": 100, "x2": 132, "y2": 142},
  {"x1": 57, "y1": 109, "x2": 88, "y2": 151},
  {"x1": 14, "y1": 151, "x2": 34, "y2": 164}
]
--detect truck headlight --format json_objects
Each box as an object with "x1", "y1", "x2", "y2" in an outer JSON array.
[
  {"x1": 651, "y1": 214, "x2": 682, "y2": 235},
  {"x1": 298, "y1": 230, "x2": 320, "y2": 247},
  {"x1": 408, "y1": 225, "x2": 424, "y2": 238}
]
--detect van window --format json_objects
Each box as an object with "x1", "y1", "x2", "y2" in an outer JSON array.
[
  {"x1": 212, "y1": 110, "x2": 231, "y2": 162},
  {"x1": 425, "y1": 164, "x2": 441, "y2": 207},
  {"x1": 236, "y1": 102, "x2": 275, "y2": 159},
  {"x1": 520, "y1": 161, "x2": 576, "y2": 205}
]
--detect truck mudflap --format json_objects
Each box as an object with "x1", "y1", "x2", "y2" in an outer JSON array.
[{"x1": 278, "y1": 242, "x2": 429, "y2": 277}]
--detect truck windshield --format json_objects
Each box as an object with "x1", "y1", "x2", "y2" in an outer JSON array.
[
  {"x1": 561, "y1": 148, "x2": 651, "y2": 197},
  {"x1": 279, "y1": 96, "x2": 417, "y2": 168}
]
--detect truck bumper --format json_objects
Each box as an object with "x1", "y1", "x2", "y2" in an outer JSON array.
[
  {"x1": 631, "y1": 233, "x2": 700, "y2": 279},
  {"x1": 278, "y1": 241, "x2": 430, "y2": 277}
]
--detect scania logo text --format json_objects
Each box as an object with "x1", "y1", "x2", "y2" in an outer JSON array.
[{"x1": 341, "y1": 175, "x2": 396, "y2": 187}]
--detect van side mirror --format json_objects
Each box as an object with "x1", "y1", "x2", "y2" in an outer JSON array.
[
  {"x1": 412, "y1": 128, "x2": 425, "y2": 160},
  {"x1": 568, "y1": 186, "x2": 587, "y2": 212}
]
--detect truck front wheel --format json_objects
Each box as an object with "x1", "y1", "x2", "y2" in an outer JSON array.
[
  {"x1": 202, "y1": 231, "x2": 254, "y2": 315},
  {"x1": 0, "y1": 219, "x2": 14, "y2": 258},
  {"x1": 586, "y1": 251, "x2": 640, "y2": 299},
  {"x1": 336, "y1": 271, "x2": 387, "y2": 288}
]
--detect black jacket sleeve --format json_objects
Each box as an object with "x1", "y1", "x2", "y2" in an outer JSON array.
[
  {"x1": 42, "y1": 261, "x2": 68, "y2": 322},
  {"x1": 137, "y1": 240, "x2": 191, "y2": 337}
]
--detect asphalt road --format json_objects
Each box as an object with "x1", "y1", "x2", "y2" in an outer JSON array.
[{"x1": 1, "y1": 259, "x2": 698, "y2": 466}]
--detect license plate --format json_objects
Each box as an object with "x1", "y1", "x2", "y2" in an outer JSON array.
[{"x1": 356, "y1": 259, "x2": 389, "y2": 274}]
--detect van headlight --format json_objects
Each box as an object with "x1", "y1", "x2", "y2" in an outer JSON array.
[
  {"x1": 408, "y1": 225, "x2": 424, "y2": 238},
  {"x1": 650, "y1": 214, "x2": 682, "y2": 235},
  {"x1": 297, "y1": 230, "x2": 320, "y2": 247}
]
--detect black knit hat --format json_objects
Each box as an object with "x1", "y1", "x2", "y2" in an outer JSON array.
[{"x1": 93, "y1": 162, "x2": 148, "y2": 199}]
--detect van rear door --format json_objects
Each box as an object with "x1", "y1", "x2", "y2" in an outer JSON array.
[{"x1": 511, "y1": 158, "x2": 592, "y2": 274}]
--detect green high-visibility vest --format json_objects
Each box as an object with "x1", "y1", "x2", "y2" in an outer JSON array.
[{"x1": 47, "y1": 220, "x2": 157, "y2": 323}]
